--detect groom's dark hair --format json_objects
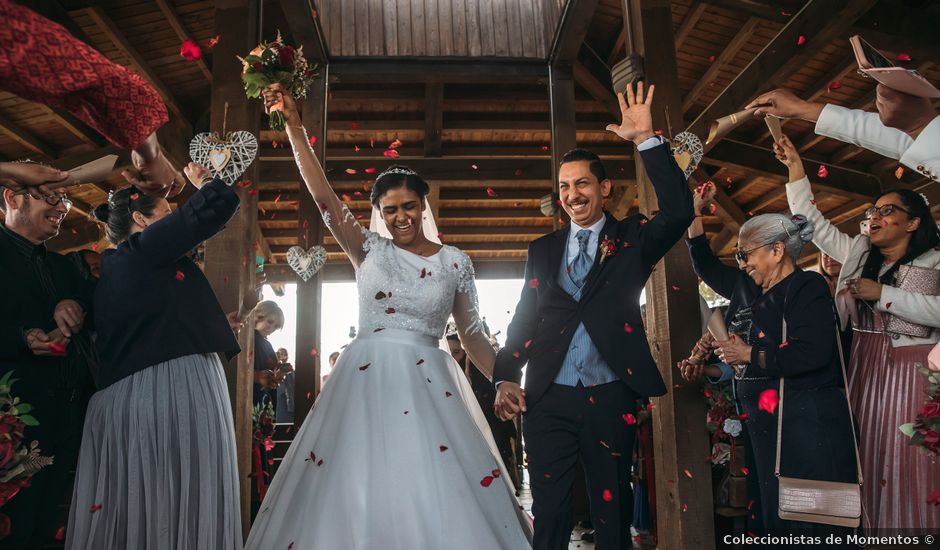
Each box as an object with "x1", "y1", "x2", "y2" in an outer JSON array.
[{"x1": 559, "y1": 148, "x2": 607, "y2": 183}]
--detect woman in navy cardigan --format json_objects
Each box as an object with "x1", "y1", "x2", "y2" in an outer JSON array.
[{"x1": 66, "y1": 163, "x2": 242, "y2": 550}]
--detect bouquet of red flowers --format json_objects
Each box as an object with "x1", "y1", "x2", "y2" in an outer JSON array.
[
  {"x1": 239, "y1": 31, "x2": 318, "y2": 130},
  {"x1": 252, "y1": 401, "x2": 275, "y2": 453},
  {"x1": 900, "y1": 365, "x2": 940, "y2": 455},
  {"x1": 0, "y1": 372, "x2": 53, "y2": 540}
]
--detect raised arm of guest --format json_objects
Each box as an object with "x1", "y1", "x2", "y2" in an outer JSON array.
[
  {"x1": 93, "y1": 163, "x2": 239, "y2": 268},
  {"x1": 686, "y1": 181, "x2": 747, "y2": 300},
  {"x1": 264, "y1": 84, "x2": 371, "y2": 268},
  {"x1": 775, "y1": 134, "x2": 860, "y2": 265}
]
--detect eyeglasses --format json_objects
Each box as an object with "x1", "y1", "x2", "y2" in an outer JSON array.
[
  {"x1": 16, "y1": 191, "x2": 72, "y2": 209},
  {"x1": 734, "y1": 242, "x2": 776, "y2": 264},
  {"x1": 864, "y1": 204, "x2": 910, "y2": 219}
]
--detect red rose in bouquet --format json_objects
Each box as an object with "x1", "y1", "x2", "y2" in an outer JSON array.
[
  {"x1": 900, "y1": 367, "x2": 940, "y2": 455},
  {"x1": 0, "y1": 478, "x2": 30, "y2": 508},
  {"x1": 240, "y1": 31, "x2": 318, "y2": 130},
  {"x1": 0, "y1": 416, "x2": 24, "y2": 438}
]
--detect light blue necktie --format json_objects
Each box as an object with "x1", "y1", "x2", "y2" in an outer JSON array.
[{"x1": 569, "y1": 229, "x2": 593, "y2": 288}]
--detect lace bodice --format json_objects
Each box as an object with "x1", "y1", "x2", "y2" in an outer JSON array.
[
  {"x1": 357, "y1": 230, "x2": 483, "y2": 339},
  {"x1": 283, "y1": 123, "x2": 494, "y2": 375}
]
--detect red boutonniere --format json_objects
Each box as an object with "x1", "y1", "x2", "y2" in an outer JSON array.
[{"x1": 599, "y1": 236, "x2": 616, "y2": 264}]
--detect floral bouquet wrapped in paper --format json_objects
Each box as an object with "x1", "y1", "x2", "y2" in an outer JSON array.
[
  {"x1": 900, "y1": 365, "x2": 939, "y2": 456},
  {"x1": 0, "y1": 372, "x2": 53, "y2": 540},
  {"x1": 239, "y1": 31, "x2": 318, "y2": 130}
]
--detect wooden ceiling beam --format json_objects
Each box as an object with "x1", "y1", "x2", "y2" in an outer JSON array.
[
  {"x1": 675, "y1": 2, "x2": 707, "y2": 51},
  {"x1": 549, "y1": 0, "x2": 601, "y2": 67},
  {"x1": 700, "y1": 0, "x2": 794, "y2": 23},
  {"x1": 0, "y1": 112, "x2": 57, "y2": 158},
  {"x1": 329, "y1": 60, "x2": 547, "y2": 84},
  {"x1": 607, "y1": 26, "x2": 627, "y2": 66},
  {"x1": 574, "y1": 45, "x2": 620, "y2": 119},
  {"x1": 681, "y1": 17, "x2": 761, "y2": 115},
  {"x1": 77, "y1": 6, "x2": 190, "y2": 125},
  {"x1": 703, "y1": 139, "x2": 881, "y2": 200},
  {"x1": 685, "y1": 0, "x2": 879, "y2": 154},
  {"x1": 153, "y1": 0, "x2": 212, "y2": 83},
  {"x1": 424, "y1": 83, "x2": 444, "y2": 157}
]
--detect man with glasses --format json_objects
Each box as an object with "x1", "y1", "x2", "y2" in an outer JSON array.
[{"x1": 0, "y1": 185, "x2": 96, "y2": 548}]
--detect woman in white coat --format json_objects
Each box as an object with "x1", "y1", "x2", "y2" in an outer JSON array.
[{"x1": 776, "y1": 134, "x2": 940, "y2": 531}]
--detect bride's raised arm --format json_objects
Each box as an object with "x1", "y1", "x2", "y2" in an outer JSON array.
[
  {"x1": 451, "y1": 252, "x2": 496, "y2": 379},
  {"x1": 264, "y1": 85, "x2": 370, "y2": 268}
]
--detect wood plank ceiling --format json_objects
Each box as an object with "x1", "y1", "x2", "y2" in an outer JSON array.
[{"x1": 0, "y1": 0, "x2": 937, "y2": 278}]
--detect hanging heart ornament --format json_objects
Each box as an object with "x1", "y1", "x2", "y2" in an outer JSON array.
[
  {"x1": 670, "y1": 131, "x2": 704, "y2": 179},
  {"x1": 189, "y1": 131, "x2": 258, "y2": 185},
  {"x1": 286, "y1": 245, "x2": 327, "y2": 282}
]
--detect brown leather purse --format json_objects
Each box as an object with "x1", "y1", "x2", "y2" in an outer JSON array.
[{"x1": 775, "y1": 320, "x2": 863, "y2": 527}]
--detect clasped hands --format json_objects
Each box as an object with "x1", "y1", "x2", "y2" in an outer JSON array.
[{"x1": 24, "y1": 299, "x2": 85, "y2": 356}]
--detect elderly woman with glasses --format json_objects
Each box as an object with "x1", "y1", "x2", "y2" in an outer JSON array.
[
  {"x1": 712, "y1": 209, "x2": 859, "y2": 535},
  {"x1": 776, "y1": 134, "x2": 940, "y2": 531}
]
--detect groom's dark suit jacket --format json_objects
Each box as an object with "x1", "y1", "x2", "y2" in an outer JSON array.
[{"x1": 494, "y1": 142, "x2": 694, "y2": 405}]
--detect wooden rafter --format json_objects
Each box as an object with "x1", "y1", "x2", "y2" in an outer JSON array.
[
  {"x1": 681, "y1": 17, "x2": 761, "y2": 115},
  {"x1": 549, "y1": 0, "x2": 601, "y2": 67},
  {"x1": 0, "y1": 112, "x2": 56, "y2": 158},
  {"x1": 153, "y1": 0, "x2": 213, "y2": 83},
  {"x1": 423, "y1": 83, "x2": 443, "y2": 157},
  {"x1": 674, "y1": 2, "x2": 707, "y2": 51},
  {"x1": 700, "y1": 0, "x2": 793, "y2": 23},
  {"x1": 685, "y1": 0, "x2": 879, "y2": 154},
  {"x1": 76, "y1": 6, "x2": 189, "y2": 124}
]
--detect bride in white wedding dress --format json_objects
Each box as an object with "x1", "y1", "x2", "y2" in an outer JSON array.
[{"x1": 245, "y1": 86, "x2": 532, "y2": 549}]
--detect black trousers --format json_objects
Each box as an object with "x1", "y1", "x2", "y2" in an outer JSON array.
[{"x1": 524, "y1": 381, "x2": 638, "y2": 550}]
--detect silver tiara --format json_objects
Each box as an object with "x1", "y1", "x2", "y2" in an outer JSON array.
[{"x1": 376, "y1": 166, "x2": 418, "y2": 180}]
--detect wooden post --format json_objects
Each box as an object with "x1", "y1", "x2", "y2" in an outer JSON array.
[
  {"x1": 424, "y1": 83, "x2": 444, "y2": 157},
  {"x1": 622, "y1": 0, "x2": 716, "y2": 547},
  {"x1": 294, "y1": 68, "x2": 328, "y2": 418},
  {"x1": 548, "y1": 65, "x2": 576, "y2": 228},
  {"x1": 203, "y1": 0, "x2": 260, "y2": 537}
]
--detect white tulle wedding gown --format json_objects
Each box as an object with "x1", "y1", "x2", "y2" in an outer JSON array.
[{"x1": 244, "y1": 123, "x2": 531, "y2": 550}]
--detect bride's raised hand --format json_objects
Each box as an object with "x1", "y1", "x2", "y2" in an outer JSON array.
[
  {"x1": 262, "y1": 83, "x2": 300, "y2": 126},
  {"x1": 606, "y1": 81, "x2": 656, "y2": 144}
]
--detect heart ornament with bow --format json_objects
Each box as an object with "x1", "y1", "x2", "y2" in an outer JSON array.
[
  {"x1": 286, "y1": 245, "x2": 327, "y2": 282},
  {"x1": 189, "y1": 131, "x2": 258, "y2": 185},
  {"x1": 670, "y1": 131, "x2": 704, "y2": 179}
]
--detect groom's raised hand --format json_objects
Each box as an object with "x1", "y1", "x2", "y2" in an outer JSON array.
[
  {"x1": 606, "y1": 81, "x2": 656, "y2": 144},
  {"x1": 494, "y1": 382, "x2": 527, "y2": 421}
]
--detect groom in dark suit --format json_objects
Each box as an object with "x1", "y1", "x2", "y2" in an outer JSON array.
[{"x1": 494, "y1": 82, "x2": 693, "y2": 550}]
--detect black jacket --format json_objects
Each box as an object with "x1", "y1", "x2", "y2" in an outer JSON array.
[
  {"x1": 93, "y1": 178, "x2": 240, "y2": 388},
  {"x1": 493, "y1": 142, "x2": 694, "y2": 403},
  {"x1": 0, "y1": 223, "x2": 94, "y2": 392}
]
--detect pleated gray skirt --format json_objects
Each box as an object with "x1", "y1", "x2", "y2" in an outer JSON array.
[{"x1": 66, "y1": 353, "x2": 242, "y2": 550}]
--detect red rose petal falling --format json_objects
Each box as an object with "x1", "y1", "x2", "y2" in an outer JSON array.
[
  {"x1": 528, "y1": 278, "x2": 539, "y2": 289},
  {"x1": 895, "y1": 166, "x2": 905, "y2": 179},
  {"x1": 486, "y1": 187, "x2": 498, "y2": 197},
  {"x1": 514, "y1": 169, "x2": 523, "y2": 176},
  {"x1": 588, "y1": 395, "x2": 595, "y2": 405},
  {"x1": 682, "y1": 503, "x2": 689, "y2": 512},
  {"x1": 927, "y1": 489, "x2": 940, "y2": 505},
  {"x1": 308, "y1": 134, "x2": 317, "y2": 146},
  {"x1": 350, "y1": 122, "x2": 359, "y2": 129},
  {"x1": 512, "y1": 351, "x2": 521, "y2": 358},
  {"x1": 365, "y1": 167, "x2": 377, "y2": 174},
  {"x1": 797, "y1": 35, "x2": 806, "y2": 46},
  {"x1": 206, "y1": 35, "x2": 221, "y2": 49},
  {"x1": 885, "y1": 302, "x2": 893, "y2": 309},
  {"x1": 385, "y1": 307, "x2": 396, "y2": 314},
  {"x1": 55, "y1": 526, "x2": 65, "y2": 541},
  {"x1": 524, "y1": 339, "x2": 533, "y2": 348},
  {"x1": 358, "y1": 363, "x2": 370, "y2": 371},
  {"x1": 684, "y1": 468, "x2": 693, "y2": 479},
  {"x1": 817, "y1": 165, "x2": 829, "y2": 178},
  {"x1": 740, "y1": 467, "x2": 750, "y2": 475},
  {"x1": 375, "y1": 291, "x2": 387, "y2": 300},
  {"x1": 827, "y1": 81, "x2": 842, "y2": 92},
  {"x1": 175, "y1": 270, "x2": 185, "y2": 281},
  {"x1": 758, "y1": 389, "x2": 780, "y2": 414},
  {"x1": 492, "y1": 468, "x2": 500, "y2": 478},
  {"x1": 383, "y1": 150, "x2": 400, "y2": 158},
  {"x1": 389, "y1": 139, "x2": 402, "y2": 149},
  {"x1": 708, "y1": 55, "x2": 715, "y2": 62},
  {"x1": 602, "y1": 489, "x2": 613, "y2": 502},
  {"x1": 180, "y1": 39, "x2": 202, "y2": 60},
  {"x1": 624, "y1": 322, "x2": 633, "y2": 334},
  {"x1": 416, "y1": 359, "x2": 425, "y2": 365},
  {"x1": 49, "y1": 342, "x2": 66, "y2": 356},
  {"x1": 471, "y1": 164, "x2": 478, "y2": 170},
  {"x1": 897, "y1": 53, "x2": 912, "y2": 61},
  {"x1": 739, "y1": 412, "x2": 749, "y2": 420},
  {"x1": 480, "y1": 475, "x2": 495, "y2": 487},
  {"x1": 439, "y1": 445, "x2": 448, "y2": 452},
  {"x1": 445, "y1": 391, "x2": 452, "y2": 397},
  {"x1": 248, "y1": 189, "x2": 258, "y2": 196},
  {"x1": 345, "y1": 168, "x2": 357, "y2": 175},
  {"x1": 671, "y1": 284, "x2": 681, "y2": 291},
  {"x1": 90, "y1": 503, "x2": 103, "y2": 513},
  {"x1": 599, "y1": 440, "x2": 610, "y2": 449},
  {"x1": 623, "y1": 413, "x2": 637, "y2": 425}
]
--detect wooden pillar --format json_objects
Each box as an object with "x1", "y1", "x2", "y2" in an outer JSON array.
[
  {"x1": 622, "y1": 0, "x2": 716, "y2": 547},
  {"x1": 294, "y1": 68, "x2": 328, "y2": 418},
  {"x1": 548, "y1": 65, "x2": 576, "y2": 228},
  {"x1": 424, "y1": 83, "x2": 443, "y2": 157},
  {"x1": 203, "y1": 0, "x2": 260, "y2": 537}
]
